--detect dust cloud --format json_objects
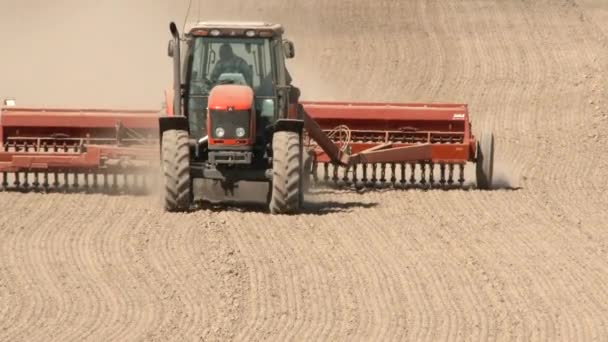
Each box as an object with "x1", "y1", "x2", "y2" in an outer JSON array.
[
  {"x1": 491, "y1": 159, "x2": 520, "y2": 190},
  {"x1": 0, "y1": 0, "x2": 343, "y2": 109}
]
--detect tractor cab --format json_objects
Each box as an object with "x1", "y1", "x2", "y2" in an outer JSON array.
[{"x1": 168, "y1": 22, "x2": 297, "y2": 151}]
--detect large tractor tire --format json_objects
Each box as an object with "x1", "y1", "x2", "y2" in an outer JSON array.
[
  {"x1": 475, "y1": 131, "x2": 495, "y2": 190},
  {"x1": 161, "y1": 129, "x2": 192, "y2": 212},
  {"x1": 269, "y1": 131, "x2": 302, "y2": 214}
]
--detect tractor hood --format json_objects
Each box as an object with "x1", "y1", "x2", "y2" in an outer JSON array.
[{"x1": 208, "y1": 85, "x2": 253, "y2": 111}]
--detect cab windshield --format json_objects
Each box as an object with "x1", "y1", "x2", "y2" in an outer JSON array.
[
  {"x1": 188, "y1": 37, "x2": 275, "y2": 97},
  {"x1": 186, "y1": 36, "x2": 277, "y2": 139}
]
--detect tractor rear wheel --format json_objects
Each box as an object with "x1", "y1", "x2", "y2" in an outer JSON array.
[
  {"x1": 161, "y1": 129, "x2": 192, "y2": 212},
  {"x1": 269, "y1": 131, "x2": 302, "y2": 214},
  {"x1": 476, "y1": 131, "x2": 494, "y2": 190}
]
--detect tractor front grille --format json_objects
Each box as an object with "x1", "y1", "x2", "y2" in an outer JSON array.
[{"x1": 209, "y1": 109, "x2": 250, "y2": 139}]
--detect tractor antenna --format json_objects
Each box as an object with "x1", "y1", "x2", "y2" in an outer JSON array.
[
  {"x1": 183, "y1": 0, "x2": 194, "y2": 33},
  {"x1": 197, "y1": 0, "x2": 201, "y2": 23}
]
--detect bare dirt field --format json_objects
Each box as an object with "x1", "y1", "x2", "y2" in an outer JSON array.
[{"x1": 1, "y1": 0, "x2": 608, "y2": 341}]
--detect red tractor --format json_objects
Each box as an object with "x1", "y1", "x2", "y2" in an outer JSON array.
[{"x1": 160, "y1": 22, "x2": 311, "y2": 214}]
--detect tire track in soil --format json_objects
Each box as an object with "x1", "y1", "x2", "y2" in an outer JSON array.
[
  {"x1": 98, "y1": 199, "x2": 169, "y2": 342},
  {"x1": 226, "y1": 211, "x2": 336, "y2": 341},
  {"x1": 318, "y1": 208, "x2": 397, "y2": 340},
  {"x1": 143, "y1": 217, "x2": 202, "y2": 340},
  {"x1": 273, "y1": 213, "x2": 344, "y2": 341},
  {"x1": 298, "y1": 199, "x2": 397, "y2": 340},
  {"x1": 341, "y1": 195, "x2": 434, "y2": 341},
  {"x1": 238, "y1": 214, "x2": 300, "y2": 341}
]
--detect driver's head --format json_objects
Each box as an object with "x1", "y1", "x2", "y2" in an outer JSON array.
[{"x1": 219, "y1": 44, "x2": 234, "y2": 60}]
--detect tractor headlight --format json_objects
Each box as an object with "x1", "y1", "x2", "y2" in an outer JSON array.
[
  {"x1": 215, "y1": 127, "x2": 225, "y2": 138},
  {"x1": 235, "y1": 127, "x2": 246, "y2": 138}
]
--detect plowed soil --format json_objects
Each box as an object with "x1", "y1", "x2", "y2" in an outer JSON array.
[{"x1": 1, "y1": 0, "x2": 608, "y2": 341}]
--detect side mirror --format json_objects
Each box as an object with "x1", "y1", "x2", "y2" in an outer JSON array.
[
  {"x1": 283, "y1": 40, "x2": 295, "y2": 59},
  {"x1": 168, "y1": 39, "x2": 175, "y2": 57}
]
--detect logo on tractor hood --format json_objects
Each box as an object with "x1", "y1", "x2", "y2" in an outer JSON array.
[{"x1": 452, "y1": 113, "x2": 465, "y2": 120}]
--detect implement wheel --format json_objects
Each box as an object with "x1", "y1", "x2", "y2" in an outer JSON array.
[
  {"x1": 269, "y1": 131, "x2": 302, "y2": 214},
  {"x1": 300, "y1": 151, "x2": 313, "y2": 205},
  {"x1": 475, "y1": 131, "x2": 494, "y2": 190},
  {"x1": 161, "y1": 129, "x2": 192, "y2": 212}
]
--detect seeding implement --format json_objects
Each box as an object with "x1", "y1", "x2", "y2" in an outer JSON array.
[
  {"x1": 0, "y1": 21, "x2": 494, "y2": 214},
  {"x1": 0, "y1": 107, "x2": 159, "y2": 192},
  {"x1": 302, "y1": 101, "x2": 494, "y2": 189}
]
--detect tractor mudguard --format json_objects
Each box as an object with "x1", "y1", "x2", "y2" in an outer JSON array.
[
  {"x1": 274, "y1": 118, "x2": 304, "y2": 134},
  {"x1": 159, "y1": 116, "x2": 189, "y2": 139}
]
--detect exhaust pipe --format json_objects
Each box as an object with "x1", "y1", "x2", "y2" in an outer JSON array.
[{"x1": 169, "y1": 22, "x2": 182, "y2": 117}]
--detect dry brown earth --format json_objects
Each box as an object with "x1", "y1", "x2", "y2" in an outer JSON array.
[{"x1": 1, "y1": 0, "x2": 608, "y2": 340}]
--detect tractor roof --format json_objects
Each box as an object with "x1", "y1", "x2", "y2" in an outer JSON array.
[{"x1": 185, "y1": 21, "x2": 284, "y2": 36}]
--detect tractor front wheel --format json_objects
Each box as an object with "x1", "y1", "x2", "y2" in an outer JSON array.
[
  {"x1": 161, "y1": 129, "x2": 192, "y2": 212},
  {"x1": 269, "y1": 131, "x2": 302, "y2": 214}
]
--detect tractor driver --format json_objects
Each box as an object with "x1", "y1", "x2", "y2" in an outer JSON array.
[{"x1": 210, "y1": 43, "x2": 253, "y2": 86}]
